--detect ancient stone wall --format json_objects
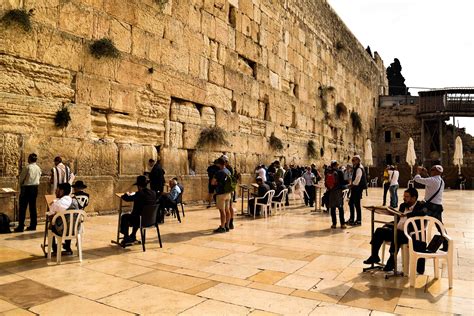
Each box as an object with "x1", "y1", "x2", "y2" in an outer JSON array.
[{"x1": 0, "y1": 0, "x2": 387, "y2": 214}]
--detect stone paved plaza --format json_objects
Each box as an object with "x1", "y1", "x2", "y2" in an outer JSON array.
[{"x1": 0, "y1": 188, "x2": 473, "y2": 315}]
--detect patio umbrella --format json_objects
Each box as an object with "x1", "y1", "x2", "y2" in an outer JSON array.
[
  {"x1": 364, "y1": 139, "x2": 373, "y2": 174},
  {"x1": 453, "y1": 136, "x2": 463, "y2": 175},
  {"x1": 406, "y1": 137, "x2": 417, "y2": 175}
]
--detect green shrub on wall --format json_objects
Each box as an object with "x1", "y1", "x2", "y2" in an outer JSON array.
[
  {"x1": 196, "y1": 127, "x2": 229, "y2": 148},
  {"x1": 89, "y1": 38, "x2": 120, "y2": 59},
  {"x1": 307, "y1": 140, "x2": 318, "y2": 158},
  {"x1": 1, "y1": 9, "x2": 32, "y2": 31},
  {"x1": 54, "y1": 106, "x2": 71, "y2": 128},
  {"x1": 269, "y1": 133, "x2": 284, "y2": 151},
  {"x1": 351, "y1": 111, "x2": 363, "y2": 132}
]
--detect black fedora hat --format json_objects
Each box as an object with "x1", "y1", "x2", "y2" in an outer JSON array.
[
  {"x1": 133, "y1": 175, "x2": 149, "y2": 187},
  {"x1": 72, "y1": 180, "x2": 87, "y2": 189}
]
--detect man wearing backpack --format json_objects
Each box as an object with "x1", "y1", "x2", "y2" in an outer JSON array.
[
  {"x1": 347, "y1": 155, "x2": 366, "y2": 226},
  {"x1": 325, "y1": 160, "x2": 347, "y2": 229},
  {"x1": 211, "y1": 158, "x2": 231, "y2": 233}
]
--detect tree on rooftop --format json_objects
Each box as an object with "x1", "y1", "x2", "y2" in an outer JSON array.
[{"x1": 386, "y1": 58, "x2": 410, "y2": 96}]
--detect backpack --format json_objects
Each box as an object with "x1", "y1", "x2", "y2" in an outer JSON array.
[
  {"x1": 223, "y1": 169, "x2": 238, "y2": 194},
  {"x1": 0, "y1": 213, "x2": 11, "y2": 234},
  {"x1": 325, "y1": 170, "x2": 339, "y2": 190}
]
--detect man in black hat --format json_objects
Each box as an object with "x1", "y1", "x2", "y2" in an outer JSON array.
[
  {"x1": 120, "y1": 175, "x2": 157, "y2": 246},
  {"x1": 72, "y1": 180, "x2": 89, "y2": 210},
  {"x1": 149, "y1": 159, "x2": 166, "y2": 193}
]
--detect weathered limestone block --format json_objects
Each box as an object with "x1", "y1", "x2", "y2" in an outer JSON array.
[
  {"x1": 205, "y1": 82, "x2": 232, "y2": 110},
  {"x1": 104, "y1": 0, "x2": 137, "y2": 26},
  {"x1": 24, "y1": 0, "x2": 59, "y2": 27},
  {"x1": 170, "y1": 101, "x2": 201, "y2": 124},
  {"x1": 251, "y1": 118, "x2": 266, "y2": 136},
  {"x1": 182, "y1": 123, "x2": 201, "y2": 149},
  {"x1": 215, "y1": 108, "x2": 238, "y2": 131},
  {"x1": 168, "y1": 120, "x2": 183, "y2": 148},
  {"x1": 131, "y1": 27, "x2": 150, "y2": 59},
  {"x1": 66, "y1": 104, "x2": 91, "y2": 139},
  {"x1": 0, "y1": 24, "x2": 37, "y2": 60},
  {"x1": 208, "y1": 60, "x2": 225, "y2": 86},
  {"x1": 160, "y1": 147, "x2": 188, "y2": 176},
  {"x1": 116, "y1": 58, "x2": 150, "y2": 87},
  {"x1": 238, "y1": 114, "x2": 252, "y2": 134},
  {"x1": 106, "y1": 113, "x2": 138, "y2": 142},
  {"x1": 110, "y1": 83, "x2": 136, "y2": 114},
  {"x1": 161, "y1": 40, "x2": 189, "y2": 74},
  {"x1": 201, "y1": 106, "x2": 216, "y2": 127},
  {"x1": 137, "y1": 87, "x2": 170, "y2": 120},
  {"x1": 74, "y1": 176, "x2": 115, "y2": 213},
  {"x1": 90, "y1": 111, "x2": 108, "y2": 138},
  {"x1": 136, "y1": 118, "x2": 166, "y2": 144},
  {"x1": 0, "y1": 55, "x2": 74, "y2": 100},
  {"x1": 0, "y1": 134, "x2": 21, "y2": 176},
  {"x1": 58, "y1": 1, "x2": 94, "y2": 39},
  {"x1": 110, "y1": 18, "x2": 132, "y2": 53},
  {"x1": 119, "y1": 143, "x2": 145, "y2": 175},
  {"x1": 77, "y1": 139, "x2": 118, "y2": 176},
  {"x1": 76, "y1": 74, "x2": 110, "y2": 109},
  {"x1": 23, "y1": 136, "x2": 80, "y2": 175}
]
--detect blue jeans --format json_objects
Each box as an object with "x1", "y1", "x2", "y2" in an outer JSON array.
[{"x1": 389, "y1": 185, "x2": 398, "y2": 208}]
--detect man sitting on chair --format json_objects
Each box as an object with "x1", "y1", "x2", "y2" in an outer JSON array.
[
  {"x1": 272, "y1": 178, "x2": 286, "y2": 202},
  {"x1": 47, "y1": 183, "x2": 79, "y2": 255},
  {"x1": 363, "y1": 188, "x2": 427, "y2": 271},
  {"x1": 120, "y1": 176, "x2": 157, "y2": 247},
  {"x1": 72, "y1": 180, "x2": 89, "y2": 210},
  {"x1": 248, "y1": 176, "x2": 270, "y2": 216},
  {"x1": 157, "y1": 179, "x2": 181, "y2": 222}
]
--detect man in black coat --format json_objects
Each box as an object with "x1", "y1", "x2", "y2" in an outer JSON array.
[
  {"x1": 120, "y1": 176, "x2": 157, "y2": 247},
  {"x1": 363, "y1": 188, "x2": 427, "y2": 271},
  {"x1": 149, "y1": 160, "x2": 166, "y2": 193},
  {"x1": 248, "y1": 177, "x2": 270, "y2": 216}
]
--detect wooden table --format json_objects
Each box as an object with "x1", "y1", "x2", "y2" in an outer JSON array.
[
  {"x1": 40, "y1": 195, "x2": 57, "y2": 257},
  {"x1": 0, "y1": 188, "x2": 19, "y2": 222},
  {"x1": 363, "y1": 206, "x2": 403, "y2": 279}
]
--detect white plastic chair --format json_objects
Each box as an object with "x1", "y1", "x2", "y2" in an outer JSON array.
[
  {"x1": 404, "y1": 216, "x2": 454, "y2": 288},
  {"x1": 290, "y1": 177, "x2": 306, "y2": 201},
  {"x1": 459, "y1": 180, "x2": 466, "y2": 190},
  {"x1": 407, "y1": 180, "x2": 415, "y2": 188},
  {"x1": 380, "y1": 241, "x2": 409, "y2": 275},
  {"x1": 254, "y1": 190, "x2": 275, "y2": 219},
  {"x1": 271, "y1": 189, "x2": 288, "y2": 214},
  {"x1": 47, "y1": 209, "x2": 86, "y2": 264},
  {"x1": 370, "y1": 177, "x2": 378, "y2": 187}
]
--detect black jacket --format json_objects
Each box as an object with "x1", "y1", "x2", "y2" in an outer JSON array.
[
  {"x1": 122, "y1": 188, "x2": 157, "y2": 217},
  {"x1": 149, "y1": 163, "x2": 166, "y2": 192}
]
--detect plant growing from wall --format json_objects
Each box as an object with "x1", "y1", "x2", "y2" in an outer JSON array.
[
  {"x1": 1, "y1": 9, "x2": 32, "y2": 31},
  {"x1": 351, "y1": 111, "x2": 362, "y2": 132},
  {"x1": 269, "y1": 133, "x2": 284, "y2": 151},
  {"x1": 54, "y1": 105, "x2": 71, "y2": 128},
  {"x1": 154, "y1": 0, "x2": 169, "y2": 10},
  {"x1": 335, "y1": 102, "x2": 347, "y2": 119},
  {"x1": 89, "y1": 38, "x2": 120, "y2": 59},
  {"x1": 196, "y1": 126, "x2": 229, "y2": 148},
  {"x1": 307, "y1": 140, "x2": 318, "y2": 159},
  {"x1": 335, "y1": 41, "x2": 345, "y2": 50}
]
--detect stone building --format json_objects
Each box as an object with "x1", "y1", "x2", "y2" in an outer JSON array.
[{"x1": 0, "y1": 0, "x2": 387, "y2": 215}]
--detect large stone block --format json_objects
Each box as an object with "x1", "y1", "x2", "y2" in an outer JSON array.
[
  {"x1": 76, "y1": 74, "x2": 110, "y2": 109},
  {"x1": 110, "y1": 18, "x2": 132, "y2": 53},
  {"x1": 182, "y1": 123, "x2": 201, "y2": 149},
  {"x1": 0, "y1": 55, "x2": 74, "y2": 100},
  {"x1": 205, "y1": 82, "x2": 232, "y2": 110},
  {"x1": 137, "y1": 87, "x2": 170, "y2": 120},
  {"x1": 170, "y1": 101, "x2": 201, "y2": 124},
  {"x1": 76, "y1": 139, "x2": 118, "y2": 176},
  {"x1": 58, "y1": 1, "x2": 94, "y2": 39},
  {"x1": 168, "y1": 121, "x2": 183, "y2": 148},
  {"x1": 24, "y1": 0, "x2": 59, "y2": 27},
  {"x1": 119, "y1": 143, "x2": 145, "y2": 175},
  {"x1": 201, "y1": 106, "x2": 216, "y2": 127},
  {"x1": 110, "y1": 83, "x2": 136, "y2": 114}
]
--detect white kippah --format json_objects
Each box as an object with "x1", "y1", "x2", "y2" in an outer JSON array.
[
  {"x1": 353, "y1": 155, "x2": 361, "y2": 160},
  {"x1": 434, "y1": 165, "x2": 444, "y2": 173}
]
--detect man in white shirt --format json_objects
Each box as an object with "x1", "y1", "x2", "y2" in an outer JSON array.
[
  {"x1": 48, "y1": 183, "x2": 79, "y2": 255},
  {"x1": 255, "y1": 165, "x2": 267, "y2": 182},
  {"x1": 50, "y1": 156, "x2": 75, "y2": 194},
  {"x1": 15, "y1": 153, "x2": 42, "y2": 232},
  {"x1": 413, "y1": 165, "x2": 445, "y2": 221},
  {"x1": 302, "y1": 167, "x2": 316, "y2": 207},
  {"x1": 388, "y1": 165, "x2": 400, "y2": 208}
]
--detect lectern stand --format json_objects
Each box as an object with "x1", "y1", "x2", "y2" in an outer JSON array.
[{"x1": 363, "y1": 205, "x2": 404, "y2": 279}]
